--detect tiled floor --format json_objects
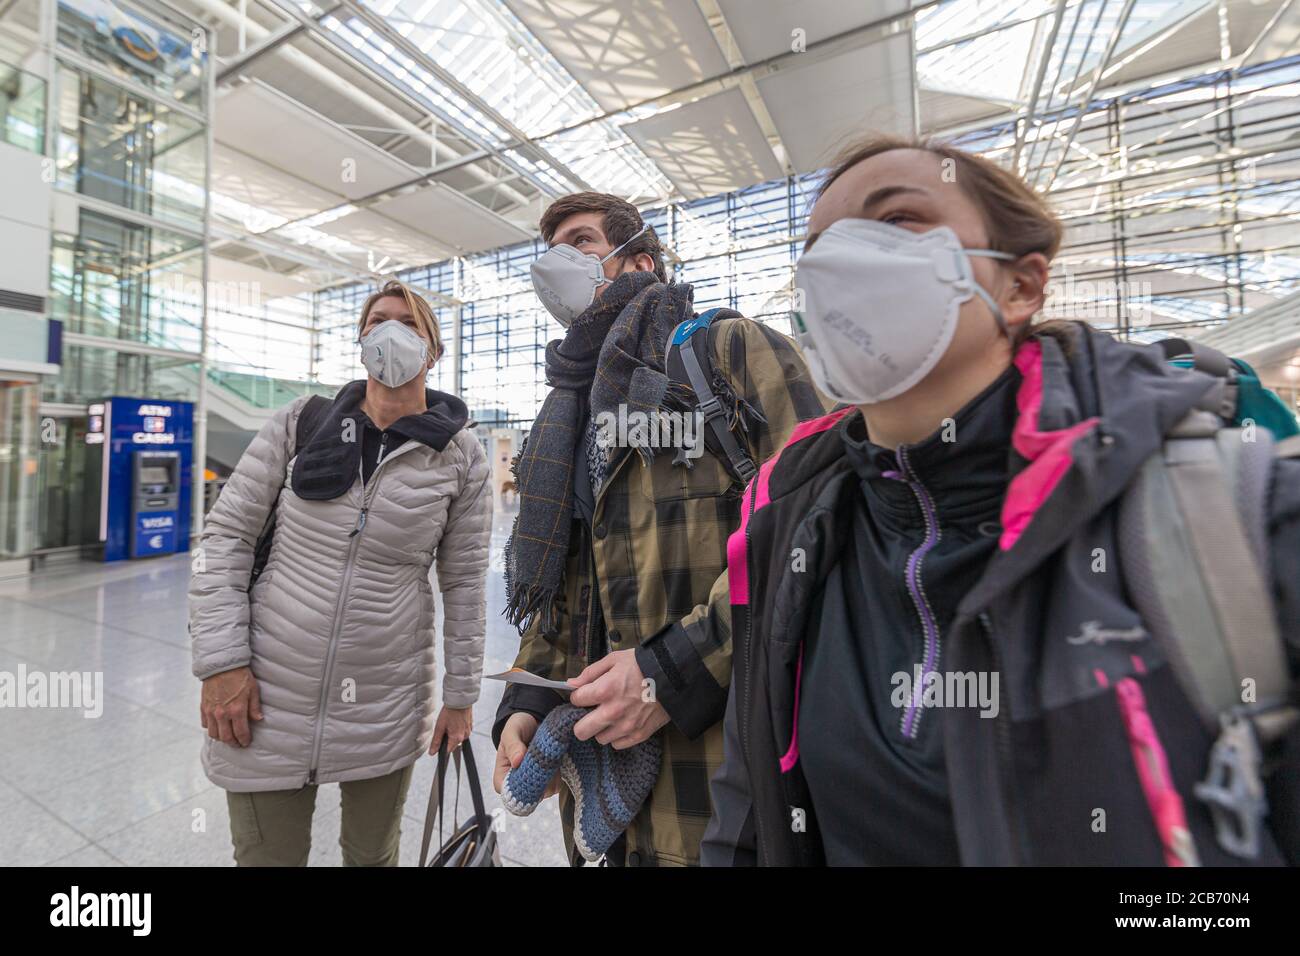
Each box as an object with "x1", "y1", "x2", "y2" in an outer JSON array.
[{"x1": 0, "y1": 509, "x2": 568, "y2": 867}]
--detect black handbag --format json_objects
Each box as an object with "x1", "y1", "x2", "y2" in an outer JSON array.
[{"x1": 418, "y1": 739, "x2": 501, "y2": 867}]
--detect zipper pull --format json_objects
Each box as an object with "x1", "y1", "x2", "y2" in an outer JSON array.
[
  {"x1": 377, "y1": 431, "x2": 388, "y2": 467},
  {"x1": 350, "y1": 508, "x2": 368, "y2": 537}
]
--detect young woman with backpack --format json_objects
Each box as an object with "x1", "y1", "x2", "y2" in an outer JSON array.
[{"x1": 699, "y1": 135, "x2": 1300, "y2": 867}]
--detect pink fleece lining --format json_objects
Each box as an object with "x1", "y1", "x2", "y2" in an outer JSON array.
[
  {"x1": 726, "y1": 407, "x2": 854, "y2": 607},
  {"x1": 779, "y1": 644, "x2": 806, "y2": 773},
  {"x1": 999, "y1": 341, "x2": 1100, "y2": 552},
  {"x1": 1115, "y1": 677, "x2": 1196, "y2": 867}
]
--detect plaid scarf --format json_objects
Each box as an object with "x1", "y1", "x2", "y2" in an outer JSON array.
[{"x1": 504, "y1": 271, "x2": 696, "y2": 636}]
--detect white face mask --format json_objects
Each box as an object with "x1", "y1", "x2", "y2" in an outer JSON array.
[
  {"x1": 531, "y1": 223, "x2": 651, "y2": 327},
  {"x1": 359, "y1": 319, "x2": 430, "y2": 389},
  {"x1": 791, "y1": 219, "x2": 1015, "y2": 405}
]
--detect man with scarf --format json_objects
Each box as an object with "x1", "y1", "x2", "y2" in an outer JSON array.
[{"x1": 491, "y1": 192, "x2": 828, "y2": 866}]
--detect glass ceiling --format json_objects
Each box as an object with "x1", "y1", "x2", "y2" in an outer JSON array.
[
  {"x1": 323, "y1": 0, "x2": 674, "y2": 200},
  {"x1": 202, "y1": 0, "x2": 1300, "y2": 334}
]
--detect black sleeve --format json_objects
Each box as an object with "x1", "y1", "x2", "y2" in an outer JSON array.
[
  {"x1": 491, "y1": 684, "x2": 565, "y2": 748},
  {"x1": 700, "y1": 683, "x2": 758, "y2": 866},
  {"x1": 1268, "y1": 456, "x2": 1300, "y2": 676}
]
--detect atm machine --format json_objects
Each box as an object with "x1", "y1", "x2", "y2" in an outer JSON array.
[
  {"x1": 130, "y1": 450, "x2": 181, "y2": 558},
  {"x1": 92, "y1": 397, "x2": 193, "y2": 562}
]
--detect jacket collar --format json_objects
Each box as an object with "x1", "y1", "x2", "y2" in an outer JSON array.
[
  {"x1": 958, "y1": 326, "x2": 1217, "y2": 615},
  {"x1": 290, "y1": 380, "x2": 469, "y2": 501},
  {"x1": 761, "y1": 324, "x2": 1219, "y2": 616}
]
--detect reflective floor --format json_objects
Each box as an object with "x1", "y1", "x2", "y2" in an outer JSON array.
[{"x1": 0, "y1": 509, "x2": 567, "y2": 866}]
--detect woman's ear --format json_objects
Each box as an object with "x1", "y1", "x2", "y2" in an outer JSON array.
[{"x1": 1004, "y1": 252, "x2": 1051, "y2": 329}]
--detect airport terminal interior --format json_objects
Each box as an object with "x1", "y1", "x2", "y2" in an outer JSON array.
[{"x1": 1, "y1": 0, "x2": 1299, "y2": 866}]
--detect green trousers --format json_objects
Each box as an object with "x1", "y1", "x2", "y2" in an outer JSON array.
[{"x1": 226, "y1": 765, "x2": 414, "y2": 866}]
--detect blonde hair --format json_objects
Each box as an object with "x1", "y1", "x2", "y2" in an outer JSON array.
[{"x1": 357, "y1": 280, "x2": 444, "y2": 361}]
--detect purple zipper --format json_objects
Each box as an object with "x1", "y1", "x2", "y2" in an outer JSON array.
[{"x1": 886, "y1": 445, "x2": 942, "y2": 739}]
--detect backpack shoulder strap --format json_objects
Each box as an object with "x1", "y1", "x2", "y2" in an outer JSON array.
[
  {"x1": 1118, "y1": 408, "x2": 1297, "y2": 858},
  {"x1": 293, "y1": 394, "x2": 331, "y2": 457},
  {"x1": 249, "y1": 394, "x2": 331, "y2": 592},
  {"x1": 667, "y1": 308, "x2": 757, "y2": 485}
]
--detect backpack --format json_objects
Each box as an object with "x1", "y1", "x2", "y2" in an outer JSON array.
[
  {"x1": 247, "y1": 394, "x2": 331, "y2": 591},
  {"x1": 1118, "y1": 338, "x2": 1300, "y2": 862},
  {"x1": 1157, "y1": 337, "x2": 1299, "y2": 439},
  {"x1": 665, "y1": 307, "x2": 758, "y2": 486}
]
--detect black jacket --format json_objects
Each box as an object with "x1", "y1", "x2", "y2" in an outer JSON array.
[{"x1": 702, "y1": 325, "x2": 1300, "y2": 866}]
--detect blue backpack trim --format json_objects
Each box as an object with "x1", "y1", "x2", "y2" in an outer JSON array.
[{"x1": 670, "y1": 308, "x2": 723, "y2": 346}]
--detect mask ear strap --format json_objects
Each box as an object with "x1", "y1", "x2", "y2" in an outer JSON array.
[
  {"x1": 966, "y1": 249, "x2": 1017, "y2": 339},
  {"x1": 972, "y1": 283, "x2": 1009, "y2": 338},
  {"x1": 600, "y1": 222, "x2": 651, "y2": 266}
]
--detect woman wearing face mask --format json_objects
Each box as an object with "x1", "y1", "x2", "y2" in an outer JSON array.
[
  {"x1": 699, "y1": 135, "x2": 1300, "y2": 866},
  {"x1": 190, "y1": 280, "x2": 492, "y2": 866}
]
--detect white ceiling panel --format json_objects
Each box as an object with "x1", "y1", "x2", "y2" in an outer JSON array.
[
  {"x1": 919, "y1": 89, "x2": 1009, "y2": 134},
  {"x1": 717, "y1": 0, "x2": 910, "y2": 63},
  {"x1": 370, "y1": 183, "x2": 532, "y2": 255},
  {"x1": 207, "y1": 254, "x2": 316, "y2": 300},
  {"x1": 756, "y1": 30, "x2": 916, "y2": 173},
  {"x1": 1242, "y1": 0, "x2": 1300, "y2": 67},
  {"x1": 1105, "y1": 0, "x2": 1289, "y2": 88},
  {"x1": 210, "y1": 147, "x2": 341, "y2": 224},
  {"x1": 623, "y1": 87, "x2": 782, "y2": 199},
  {"x1": 215, "y1": 80, "x2": 420, "y2": 202},
  {"x1": 502, "y1": 0, "x2": 729, "y2": 112},
  {"x1": 315, "y1": 209, "x2": 453, "y2": 268}
]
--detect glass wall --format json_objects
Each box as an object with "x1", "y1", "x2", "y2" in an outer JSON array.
[
  {"x1": 49, "y1": 209, "x2": 204, "y2": 348},
  {"x1": 54, "y1": 60, "x2": 207, "y2": 230},
  {"x1": 313, "y1": 172, "x2": 820, "y2": 430},
  {"x1": 55, "y1": 0, "x2": 206, "y2": 110},
  {"x1": 954, "y1": 54, "x2": 1300, "y2": 336},
  {"x1": 315, "y1": 53, "x2": 1300, "y2": 431},
  {"x1": 42, "y1": 0, "x2": 211, "y2": 411},
  {"x1": 0, "y1": 380, "x2": 40, "y2": 561},
  {"x1": 0, "y1": 56, "x2": 46, "y2": 153}
]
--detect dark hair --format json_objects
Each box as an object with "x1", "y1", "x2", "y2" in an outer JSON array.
[
  {"x1": 818, "y1": 134, "x2": 1074, "y2": 348},
  {"x1": 539, "y1": 191, "x2": 668, "y2": 282}
]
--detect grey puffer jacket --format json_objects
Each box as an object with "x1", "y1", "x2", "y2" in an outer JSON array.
[{"x1": 189, "y1": 383, "x2": 492, "y2": 792}]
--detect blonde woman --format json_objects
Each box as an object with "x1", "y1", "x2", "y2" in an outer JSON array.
[{"x1": 190, "y1": 280, "x2": 492, "y2": 866}]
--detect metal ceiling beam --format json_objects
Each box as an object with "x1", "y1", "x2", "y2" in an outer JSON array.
[
  {"x1": 1026, "y1": 0, "x2": 1108, "y2": 185},
  {"x1": 222, "y1": 0, "x2": 549, "y2": 210},
  {"x1": 694, "y1": 0, "x2": 793, "y2": 175},
  {"x1": 1015, "y1": 0, "x2": 1070, "y2": 168},
  {"x1": 215, "y1": 3, "x2": 341, "y2": 84},
  {"x1": 330, "y1": 0, "x2": 592, "y2": 195},
  {"x1": 527, "y1": 0, "x2": 947, "y2": 149},
  {"x1": 1043, "y1": 0, "x2": 1140, "y2": 192},
  {"x1": 1240, "y1": 0, "x2": 1299, "y2": 65},
  {"x1": 918, "y1": 7, "x2": 1063, "y2": 54},
  {"x1": 193, "y1": 0, "x2": 539, "y2": 215}
]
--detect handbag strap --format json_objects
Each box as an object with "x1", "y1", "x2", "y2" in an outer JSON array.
[
  {"x1": 418, "y1": 743, "x2": 451, "y2": 867},
  {"x1": 418, "y1": 740, "x2": 492, "y2": 866},
  {"x1": 459, "y1": 738, "x2": 491, "y2": 830}
]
